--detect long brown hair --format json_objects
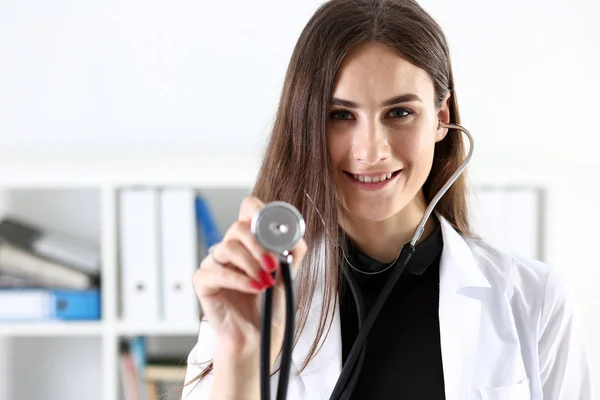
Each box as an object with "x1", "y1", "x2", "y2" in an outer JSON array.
[{"x1": 188, "y1": 0, "x2": 471, "y2": 386}]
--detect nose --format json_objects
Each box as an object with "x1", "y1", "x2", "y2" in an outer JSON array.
[{"x1": 351, "y1": 119, "x2": 391, "y2": 165}]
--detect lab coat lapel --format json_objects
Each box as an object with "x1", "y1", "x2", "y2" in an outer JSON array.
[
  {"x1": 291, "y1": 217, "x2": 491, "y2": 400},
  {"x1": 437, "y1": 215, "x2": 491, "y2": 400}
]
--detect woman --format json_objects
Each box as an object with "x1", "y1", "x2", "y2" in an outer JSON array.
[{"x1": 183, "y1": 0, "x2": 592, "y2": 399}]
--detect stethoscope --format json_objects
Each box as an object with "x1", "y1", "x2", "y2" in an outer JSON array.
[{"x1": 250, "y1": 121, "x2": 474, "y2": 400}]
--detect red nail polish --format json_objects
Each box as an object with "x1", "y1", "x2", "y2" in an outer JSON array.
[
  {"x1": 250, "y1": 280, "x2": 265, "y2": 291},
  {"x1": 259, "y1": 270, "x2": 275, "y2": 287},
  {"x1": 262, "y1": 254, "x2": 278, "y2": 272}
]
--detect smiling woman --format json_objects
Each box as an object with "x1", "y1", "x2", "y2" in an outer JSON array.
[
  {"x1": 327, "y1": 42, "x2": 452, "y2": 263},
  {"x1": 182, "y1": 0, "x2": 593, "y2": 399}
]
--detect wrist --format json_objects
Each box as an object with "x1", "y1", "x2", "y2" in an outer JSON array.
[
  {"x1": 216, "y1": 341, "x2": 259, "y2": 366},
  {"x1": 211, "y1": 346, "x2": 260, "y2": 400},
  {"x1": 218, "y1": 332, "x2": 260, "y2": 360}
]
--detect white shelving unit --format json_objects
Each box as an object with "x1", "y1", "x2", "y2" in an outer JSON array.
[
  {"x1": 0, "y1": 151, "x2": 259, "y2": 400},
  {"x1": 1, "y1": 150, "x2": 596, "y2": 399}
]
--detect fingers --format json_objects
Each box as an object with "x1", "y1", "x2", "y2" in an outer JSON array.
[
  {"x1": 237, "y1": 195, "x2": 308, "y2": 277},
  {"x1": 195, "y1": 195, "x2": 308, "y2": 299},
  {"x1": 193, "y1": 264, "x2": 264, "y2": 297},
  {"x1": 209, "y1": 237, "x2": 277, "y2": 288},
  {"x1": 224, "y1": 219, "x2": 277, "y2": 269},
  {"x1": 238, "y1": 196, "x2": 264, "y2": 222},
  {"x1": 290, "y1": 238, "x2": 308, "y2": 276}
]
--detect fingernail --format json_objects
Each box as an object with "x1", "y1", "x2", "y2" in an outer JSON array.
[
  {"x1": 259, "y1": 270, "x2": 275, "y2": 287},
  {"x1": 262, "y1": 254, "x2": 278, "y2": 272},
  {"x1": 250, "y1": 280, "x2": 265, "y2": 291}
]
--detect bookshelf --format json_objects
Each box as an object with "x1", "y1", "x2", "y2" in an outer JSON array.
[
  {"x1": 0, "y1": 150, "x2": 258, "y2": 400},
  {"x1": 1, "y1": 149, "x2": 594, "y2": 400}
]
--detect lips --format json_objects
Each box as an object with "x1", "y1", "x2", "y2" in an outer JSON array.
[{"x1": 342, "y1": 169, "x2": 402, "y2": 191}]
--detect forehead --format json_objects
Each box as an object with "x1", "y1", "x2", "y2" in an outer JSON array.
[{"x1": 332, "y1": 42, "x2": 434, "y2": 102}]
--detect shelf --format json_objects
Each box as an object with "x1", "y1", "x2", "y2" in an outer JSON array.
[
  {"x1": 0, "y1": 321, "x2": 104, "y2": 337},
  {"x1": 0, "y1": 321, "x2": 201, "y2": 337},
  {"x1": 115, "y1": 321, "x2": 200, "y2": 337}
]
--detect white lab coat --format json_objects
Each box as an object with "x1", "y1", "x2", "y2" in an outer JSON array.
[{"x1": 182, "y1": 216, "x2": 593, "y2": 399}]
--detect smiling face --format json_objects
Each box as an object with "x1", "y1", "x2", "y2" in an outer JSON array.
[{"x1": 328, "y1": 42, "x2": 451, "y2": 226}]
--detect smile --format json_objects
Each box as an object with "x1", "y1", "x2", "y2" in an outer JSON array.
[{"x1": 343, "y1": 170, "x2": 402, "y2": 190}]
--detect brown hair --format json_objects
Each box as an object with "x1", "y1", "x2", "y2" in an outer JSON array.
[{"x1": 187, "y1": 0, "x2": 471, "y2": 387}]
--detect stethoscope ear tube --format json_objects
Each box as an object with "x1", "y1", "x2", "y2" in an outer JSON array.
[
  {"x1": 329, "y1": 243, "x2": 416, "y2": 400},
  {"x1": 330, "y1": 121, "x2": 474, "y2": 399},
  {"x1": 254, "y1": 122, "x2": 473, "y2": 400}
]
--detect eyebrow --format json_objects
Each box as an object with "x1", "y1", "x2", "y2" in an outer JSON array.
[{"x1": 329, "y1": 93, "x2": 423, "y2": 108}]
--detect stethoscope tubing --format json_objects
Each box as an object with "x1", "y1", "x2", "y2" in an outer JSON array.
[{"x1": 261, "y1": 122, "x2": 474, "y2": 400}]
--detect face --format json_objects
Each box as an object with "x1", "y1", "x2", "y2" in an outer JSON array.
[{"x1": 327, "y1": 42, "x2": 450, "y2": 224}]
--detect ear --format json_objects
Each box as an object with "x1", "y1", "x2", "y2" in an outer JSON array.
[{"x1": 435, "y1": 92, "x2": 452, "y2": 142}]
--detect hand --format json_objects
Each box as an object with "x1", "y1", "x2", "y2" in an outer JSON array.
[{"x1": 193, "y1": 196, "x2": 307, "y2": 361}]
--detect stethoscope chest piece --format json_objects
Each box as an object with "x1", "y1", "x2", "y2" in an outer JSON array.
[{"x1": 251, "y1": 201, "x2": 305, "y2": 255}]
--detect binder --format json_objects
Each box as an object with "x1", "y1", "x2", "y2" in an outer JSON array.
[
  {"x1": 0, "y1": 289, "x2": 100, "y2": 321},
  {"x1": 195, "y1": 195, "x2": 222, "y2": 253},
  {"x1": 119, "y1": 189, "x2": 161, "y2": 323},
  {"x1": 159, "y1": 188, "x2": 199, "y2": 324}
]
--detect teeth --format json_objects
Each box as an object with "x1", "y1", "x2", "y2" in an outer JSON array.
[{"x1": 352, "y1": 172, "x2": 394, "y2": 183}]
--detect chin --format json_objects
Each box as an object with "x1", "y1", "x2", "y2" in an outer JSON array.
[{"x1": 342, "y1": 198, "x2": 407, "y2": 223}]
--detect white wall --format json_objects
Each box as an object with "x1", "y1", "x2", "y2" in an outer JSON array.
[
  {"x1": 0, "y1": 0, "x2": 599, "y2": 394},
  {"x1": 0, "y1": 0, "x2": 598, "y2": 159}
]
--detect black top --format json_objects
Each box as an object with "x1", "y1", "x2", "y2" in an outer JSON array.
[{"x1": 338, "y1": 219, "x2": 446, "y2": 399}]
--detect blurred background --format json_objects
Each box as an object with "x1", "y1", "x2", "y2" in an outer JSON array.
[{"x1": 0, "y1": 0, "x2": 598, "y2": 399}]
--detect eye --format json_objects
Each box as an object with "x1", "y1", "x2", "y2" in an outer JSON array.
[
  {"x1": 386, "y1": 108, "x2": 412, "y2": 119},
  {"x1": 329, "y1": 110, "x2": 355, "y2": 121}
]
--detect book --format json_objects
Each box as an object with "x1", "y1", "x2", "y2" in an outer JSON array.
[
  {"x1": 0, "y1": 272, "x2": 41, "y2": 288},
  {"x1": 0, "y1": 216, "x2": 101, "y2": 276},
  {"x1": 0, "y1": 238, "x2": 98, "y2": 289}
]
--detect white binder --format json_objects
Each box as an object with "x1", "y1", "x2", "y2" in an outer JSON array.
[
  {"x1": 159, "y1": 188, "x2": 199, "y2": 323},
  {"x1": 118, "y1": 188, "x2": 161, "y2": 322}
]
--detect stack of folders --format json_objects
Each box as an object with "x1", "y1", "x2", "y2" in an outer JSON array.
[
  {"x1": 119, "y1": 336, "x2": 187, "y2": 400},
  {"x1": 0, "y1": 217, "x2": 102, "y2": 322},
  {"x1": 118, "y1": 188, "x2": 221, "y2": 325}
]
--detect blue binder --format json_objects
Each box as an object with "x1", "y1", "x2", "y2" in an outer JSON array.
[
  {"x1": 195, "y1": 195, "x2": 222, "y2": 250},
  {"x1": 53, "y1": 290, "x2": 101, "y2": 320},
  {"x1": 0, "y1": 289, "x2": 101, "y2": 321}
]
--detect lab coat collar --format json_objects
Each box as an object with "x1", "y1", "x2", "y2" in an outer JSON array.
[
  {"x1": 437, "y1": 213, "x2": 491, "y2": 291},
  {"x1": 291, "y1": 214, "x2": 491, "y2": 399}
]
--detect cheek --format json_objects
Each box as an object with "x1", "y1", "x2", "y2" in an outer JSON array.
[
  {"x1": 390, "y1": 128, "x2": 435, "y2": 166},
  {"x1": 327, "y1": 130, "x2": 349, "y2": 166}
]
